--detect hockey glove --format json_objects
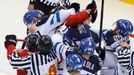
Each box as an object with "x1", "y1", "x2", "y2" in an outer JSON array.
[
  {"x1": 68, "y1": 2, "x2": 80, "y2": 13},
  {"x1": 86, "y1": 0, "x2": 96, "y2": 11},
  {"x1": 4, "y1": 35, "x2": 17, "y2": 46},
  {"x1": 96, "y1": 46, "x2": 105, "y2": 61},
  {"x1": 86, "y1": 0, "x2": 97, "y2": 23},
  {"x1": 90, "y1": 9, "x2": 97, "y2": 23}
]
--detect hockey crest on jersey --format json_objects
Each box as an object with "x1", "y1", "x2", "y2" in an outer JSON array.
[{"x1": 40, "y1": 63, "x2": 57, "y2": 75}]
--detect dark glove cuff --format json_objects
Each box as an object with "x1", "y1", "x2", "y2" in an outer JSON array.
[{"x1": 4, "y1": 40, "x2": 17, "y2": 46}]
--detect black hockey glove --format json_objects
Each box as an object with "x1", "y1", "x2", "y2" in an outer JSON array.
[
  {"x1": 96, "y1": 46, "x2": 105, "y2": 61},
  {"x1": 90, "y1": 10, "x2": 97, "y2": 23},
  {"x1": 68, "y1": 2, "x2": 80, "y2": 13},
  {"x1": 86, "y1": 0, "x2": 96, "y2": 11},
  {"x1": 4, "y1": 35, "x2": 17, "y2": 46},
  {"x1": 86, "y1": 0, "x2": 97, "y2": 23}
]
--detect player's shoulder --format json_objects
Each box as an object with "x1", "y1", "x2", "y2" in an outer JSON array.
[{"x1": 90, "y1": 55, "x2": 102, "y2": 63}]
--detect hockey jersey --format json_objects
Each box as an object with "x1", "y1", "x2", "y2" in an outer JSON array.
[
  {"x1": 35, "y1": 8, "x2": 89, "y2": 37},
  {"x1": 81, "y1": 55, "x2": 102, "y2": 75},
  {"x1": 102, "y1": 29, "x2": 130, "y2": 51},
  {"x1": 102, "y1": 29, "x2": 132, "y2": 75},
  {"x1": 63, "y1": 24, "x2": 99, "y2": 47}
]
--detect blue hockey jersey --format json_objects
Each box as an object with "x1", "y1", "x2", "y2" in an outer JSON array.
[{"x1": 81, "y1": 55, "x2": 102, "y2": 75}]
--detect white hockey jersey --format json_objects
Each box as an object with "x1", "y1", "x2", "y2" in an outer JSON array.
[{"x1": 37, "y1": 8, "x2": 75, "y2": 37}]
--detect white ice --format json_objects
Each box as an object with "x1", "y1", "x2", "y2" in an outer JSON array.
[{"x1": 0, "y1": 0, "x2": 134, "y2": 75}]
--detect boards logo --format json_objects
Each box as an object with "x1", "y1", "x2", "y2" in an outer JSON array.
[{"x1": 120, "y1": 0, "x2": 134, "y2": 5}]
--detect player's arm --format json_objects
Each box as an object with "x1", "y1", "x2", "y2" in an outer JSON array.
[
  {"x1": 4, "y1": 35, "x2": 29, "y2": 75},
  {"x1": 4, "y1": 35, "x2": 31, "y2": 70},
  {"x1": 59, "y1": 1, "x2": 96, "y2": 25},
  {"x1": 51, "y1": 33, "x2": 76, "y2": 61},
  {"x1": 65, "y1": 10, "x2": 90, "y2": 27},
  {"x1": 4, "y1": 35, "x2": 17, "y2": 59},
  {"x1": 4, "y1": 35, "x2": 30, "y2": 59},
  {"x1": 9, "y1": 51, "x2": 31, "y2": 70},
  {"x1": 65, "y1": 0, "x2": 97, "y2": 27}
]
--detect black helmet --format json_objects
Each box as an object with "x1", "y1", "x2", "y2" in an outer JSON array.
[
  {"x1": 26, "y1": 34, "x2": 39, "y2": 52},
  {"x1": 37, "y1": 35, "x2": 53, "y2": 55}
]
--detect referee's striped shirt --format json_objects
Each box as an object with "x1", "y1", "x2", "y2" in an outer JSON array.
[
  {"x1": 129, "y1": 51, "x2": 134, "y2": 75},
  {"x1": 10, "y1": 51, "x2": 57, "y2": 75},
  {"x1": 111, "y1": 42, "x2": 131, "y2": 67}
]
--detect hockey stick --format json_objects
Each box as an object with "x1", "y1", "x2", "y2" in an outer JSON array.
[
  {"x1": 99, "y1": 0, "x2": 105, "y2": 47},
  {"x1": 17, "y1": 39, "x2": 26, "y2": 42}
]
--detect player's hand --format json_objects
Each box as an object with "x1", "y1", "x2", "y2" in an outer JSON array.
[
  {"x1": 119, "y1": 39, "x2": 129, "y2": 48},
  {"x1": 96, "y1": 46, "x2": 105, "y2": 60},
  {"x1": 68, "y1": 2, "x2": 80, "y2": 13},
  {"x1": 96, "y1": 46, "x2": 103, "y2": 54},
  {"x1": 4, "y1": 34, "x2": 17, "y2": 46},
  {"x1": 27, "y1": 24, "x2": 37, "y2": 33}
]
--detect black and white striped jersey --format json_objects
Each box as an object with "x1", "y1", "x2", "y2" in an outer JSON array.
[
  {"x1": 129, "y1": 51, "x2": 134, "y2": 75},
  {"x1": 10, "y1": 51, "x2": 58, "y2": 75},
  {"x1": 111, "y1": 41, "x2": 131, "y2": 68},
  {"x1": 29, "y1": 0, "x2": 70, "y2": 7}
]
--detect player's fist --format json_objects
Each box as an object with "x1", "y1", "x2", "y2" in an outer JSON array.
[
  {"x1": 86, "y1": 0, "x2": 97, "y2": 11},
  {"x1": 96, "y1": 46, "x2": 105, "y2": 60},
  {"x1": 4, "y1": 35, "x2": 17, "y2": 46},
  {"x1": 68, "y1": 2, "x2": 80, "y2": 13}
]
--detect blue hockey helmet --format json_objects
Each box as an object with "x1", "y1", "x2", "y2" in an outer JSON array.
[
  {"x1": 80, "y1": 38, "x2": 96, "y2": 55},
  {"x1": 23, "y1": 10, "x2": 42, "y2": 25},
  {"x1": 66, "y1": 54, "x2": 83, "y2": 72},
  {"x1": 116, "y1": 19, "x2": 133, "y2": 36}
]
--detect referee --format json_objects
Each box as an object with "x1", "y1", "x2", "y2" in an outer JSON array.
[
  {"x1": 28, "y1": 0, "x2": 71, "y2": 15},
  {"x1": 5, "y1": 34, "x2": 58, "y2": 75}
]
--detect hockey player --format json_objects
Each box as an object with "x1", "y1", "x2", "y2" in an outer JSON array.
[
  {"x1": 4, "y1": 34, "x2": 83, "y2": 75},
  {"x1": 53, "y1": 0, "x2": 98, "y2": 46},
  {"x1": 4, "y1": 34, "x2": 58, "y2": 75},
  {"x1": 79, "y1": 38, "x2": 102, "y2": 75},
  {"x1": 23, "y1": 1, "x2": 97, "y2": 37},
  {"x1": 51, "y1": 34, "x2": 102, "y2": 75},
  {"x1": 113, "y1": 38, "x2": 132, "y2": 75},
  {"x1": 100, "y1": 19, "x2": 133, "y2": 75},
  {"x1": 51, "y1": 1, "x2": 99, "y2": 74}
]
